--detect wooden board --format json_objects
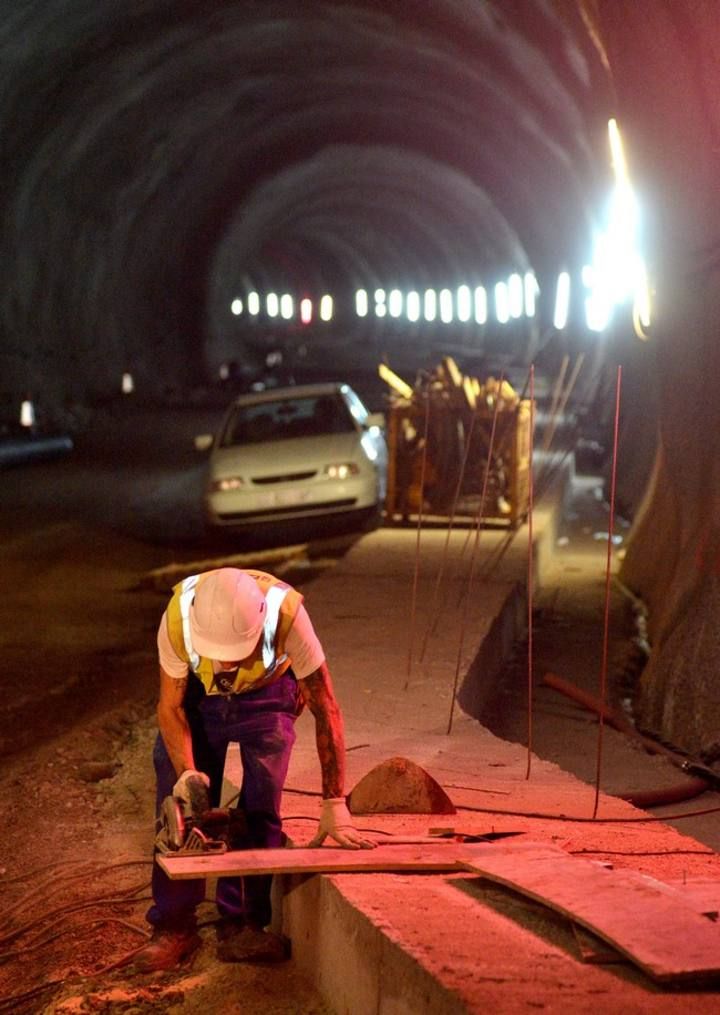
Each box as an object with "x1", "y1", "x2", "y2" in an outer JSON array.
[
  {"x1": 158, "y1": 841, "x2": 491, "y2": 879},
  {"x1": 458, "y1": 844, "x2": 720, "y2": 984},
  {"x1": 159, "y1": 839, "x2": 720, "y2": 984}
]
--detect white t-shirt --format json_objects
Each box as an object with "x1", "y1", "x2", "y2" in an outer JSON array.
[{"x1": 157, "y1": 601, "x2": 325, "y2": 681}]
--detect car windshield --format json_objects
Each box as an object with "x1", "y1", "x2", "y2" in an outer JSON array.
[{"x1": 221, "y1": 393, "x2": 357, "y2": 447}]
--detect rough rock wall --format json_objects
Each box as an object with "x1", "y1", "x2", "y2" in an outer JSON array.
[{"x1": 596, "y1": 1, "x2": 720, "y2": 755}]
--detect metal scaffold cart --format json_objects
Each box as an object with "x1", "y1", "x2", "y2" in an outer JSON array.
[{"x1": 380, "y1": 358, "x2": 532, "y2": 530}]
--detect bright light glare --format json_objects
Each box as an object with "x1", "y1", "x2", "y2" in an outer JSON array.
[
  {"x1": 553, "y1": 272, "x2": 571, "y2": 329},
  {"x1": 406, "y1": 290, "x2": 420, "y2": 322},
  {"x1": 320, "y1": 294, "x2": 333, "y2": 321},
  {"x1": 583, "y1": 264, "x2": 612, "y2": 332},
  {"x1": 423, "y1": 289, "x2": 437, "y2": 322},
  {"x1": 324, "y1": 463, "x2": 359, "y2": 479},
  {"x1": 523, "y1": 273, "x2": 538, "y2": 317},
  {"x1": 280, "y1": 294, "x2": 294, "y2": 320},
  {"x1": 632, "y1": 261, "x2": 652, "y2": 339},
  {"x1": 266, "y1": 293, "x2": 279, "y2": 318},
  {"x1": 494, "y1": 282, "x2": 509, "y2": 324},
  {"x1": 388, "y1": 289, "x2": 403, "y2": 317},
  {"x1": 584, "y1": 118, "x2": 651, "y2": 335},
  {"x1": 213, "y1": 476, "x2": 244, "y2": 492},
  {"x1": 231, "y1": 298, "x2": 243, "y2": 316},
  {"x1": 374, "y1": 289, "x2": 386, "y2": 318},
  {"x1": 20, "y1": 399, "x2": 35, "y2": 426},
  {"x1": 508, "y1": 274, "x2": 523, "y2": 318},
  {"x1": 474, "y1": 286, "x2": 487, "y2": 324},
  {"x1": 456, "y1": 285, "x2": 471, "y2": 322},
  {"x1": 608, "y1": 118, "x2": 628, "y2": 182},
  {"x1": 439, "y1": 288, "x2": 453, "y2": 323},
  {"x1": 356, "y1": 289, "x2": 368, "y2": 317},
  {"x1": 248, "y1": 292, "x2": 260, "y2": 315},
  {"x1": 300, "y1": 298, "x2": 313, "y2": 324},
  {"x1": 361, "y1": 433, "x2": 379, "y2": 461}
]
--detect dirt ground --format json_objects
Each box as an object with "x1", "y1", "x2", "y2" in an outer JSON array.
[{"x1": 1, "y1": 404, "x2": 720, "y2": 1014}]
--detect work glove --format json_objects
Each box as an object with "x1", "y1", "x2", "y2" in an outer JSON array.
[
  {"x1": 309, "y1": 797, "x2": 376, "y2": 850},
  {"x1": 173, "y1": 769, "x2": 211, "y2": 816}
]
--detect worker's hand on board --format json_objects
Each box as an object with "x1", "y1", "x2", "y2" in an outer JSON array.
[{"x1": 309, "y1": 797, "x2": 376, "y2": 849}]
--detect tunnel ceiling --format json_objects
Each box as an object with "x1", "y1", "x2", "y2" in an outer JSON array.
[{"x1": 0, "y1": 0, "x2": 615, "y2": 403}]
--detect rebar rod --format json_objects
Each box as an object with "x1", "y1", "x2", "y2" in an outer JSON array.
[
  {"x1": 592, "y1": 364, "x2": 622, "y2": 819},
  {"x1": 525, "y1": 365, "x2": 536, "y2": 779},
  {"x1": 447, "y1": 377, "x2": 504, "y2": 734},
  {"x1": 404, "y1": 390, "x2": 431, "y2": 691}
]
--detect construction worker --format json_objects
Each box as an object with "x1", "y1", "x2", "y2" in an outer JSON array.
[{"x1": 134, "y1": 566, "x2": 374, "y2": 971}]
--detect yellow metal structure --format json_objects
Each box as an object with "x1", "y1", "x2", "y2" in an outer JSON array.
[{"x1": 381, "y1": 360, "x2": 532, "y2": 529}]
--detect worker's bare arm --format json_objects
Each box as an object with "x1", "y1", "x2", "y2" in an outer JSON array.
[
  {"x1": 156, "y1": 666, "x2": 196, "y2": 777},
  {"x1": 300, "y1": 662, "x2": 346, "y2": 798}
]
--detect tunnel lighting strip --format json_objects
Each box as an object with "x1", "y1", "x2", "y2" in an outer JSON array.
[
  {"x1": 474, "y1": 285, "x2": 487, "y2": 324},
  {"x1": 406, "y1": 290, "x2": 420, "y2": 322},
  {"x1": 508, "y1": 274, "x2": 523, "y2": 319},
  {"x1": 229, "y1": 128, "x2": 650, "y2": 338},
  {"x1": 229, "y1": 265, "x2": 645, "y2": 335},
  {"x1": 456, "y1": 284, "x2": 471, "y2": 322},
  {"x1": 494, "y1": 281, "x2": 510, "y2": 324},
  {"x1": 553, "y1": 272, "x2": 571, "y2": 330},
  {"x1": 439, "y1": 288, "x2": 454, "y2": 323},
  {"x1": 423, "y1": 288, "x2": 437, "y2": 322}
]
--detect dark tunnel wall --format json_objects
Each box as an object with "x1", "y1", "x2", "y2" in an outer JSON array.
[
  {"x1": 592, "y1": 0, "x2": 720, "y2": 757},
  {"x1": 6, "y1": 1, "x2": 719, "y2": 755},
  {"x1": 0, "y1": 0, "x2": 610, "y2": 414}
]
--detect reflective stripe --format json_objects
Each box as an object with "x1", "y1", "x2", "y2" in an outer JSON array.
[
  {"x1": 179, "y1": 575, "x2": 201, "y2": 670},
  {"x1": 262, "y1": 584, "x2": 289, "y2": 676},
  {"x1": 179, "y1": 572, "x2": 289, "y2": 678}
]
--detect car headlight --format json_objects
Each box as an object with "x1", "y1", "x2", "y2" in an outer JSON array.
[
  {"x1": 210, "y1": 476, "x2": 244, "y2": 492},
  {"x1": 324, "y1": 463, "x2": 360, "y2": 479}
]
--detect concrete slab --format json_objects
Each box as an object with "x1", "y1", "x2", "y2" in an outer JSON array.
[{"x1": 273, "y1": 472, "x2": 720, "y2": 1011}]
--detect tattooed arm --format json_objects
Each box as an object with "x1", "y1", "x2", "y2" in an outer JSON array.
[
  {"x1": 302, "y1": 663, "x2": 376, "y2": 849},
  {"x1": 157, "y1": 666, "x2": 196, "y2": 777},
  {"x1": 299, "y1": 662, "x2": 346, "y2": 797}
]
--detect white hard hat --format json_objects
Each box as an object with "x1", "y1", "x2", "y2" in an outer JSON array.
[{"x1": 189, "y1": 569, "x2": 266, "y2": 660}]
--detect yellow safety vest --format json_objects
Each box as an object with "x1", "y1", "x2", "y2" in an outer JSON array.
[{"x1": 165, "y1": 569, "x2": 303, "y2": 694}]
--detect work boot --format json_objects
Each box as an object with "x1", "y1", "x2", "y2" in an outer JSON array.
[
  {"x1": 216, "y1": 921, "x2": 288, "y2": 963},
  {"x1": 132, "y1": 927, "x2": 202, "y2": 973}
]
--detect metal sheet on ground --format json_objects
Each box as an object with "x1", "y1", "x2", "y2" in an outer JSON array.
[{"x1": 458, "y1": 845, "x2": 720, "y2": 984}]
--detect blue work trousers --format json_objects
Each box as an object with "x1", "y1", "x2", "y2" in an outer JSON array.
[{"x1": 146, "y1": 671, "x2": 299, "y2": 931}]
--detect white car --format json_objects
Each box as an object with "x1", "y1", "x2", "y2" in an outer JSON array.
[{"x1": 203, "y1": 383, "x2": 387, "y2": 530}]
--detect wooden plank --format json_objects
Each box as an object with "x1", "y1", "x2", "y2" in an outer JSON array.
[
  {"x1": 458, "y1": 843, "x2": 720, "y2": 984},
  {"x1": 157, "y1": 842, "x2": 492, "y2": 880},
  {"x1": 622, "y1": 871, "x2": 720, "y2": 920}
]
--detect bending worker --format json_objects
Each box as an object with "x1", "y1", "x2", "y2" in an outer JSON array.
[{"x1": 135, "y1": 566, "x2": 374, "y2": 972}]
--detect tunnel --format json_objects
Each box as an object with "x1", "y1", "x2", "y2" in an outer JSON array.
[
  {"x1": 2, "y1": 0, "x2": 717, "y2": 758},
  {"x1": 1, "y1": 0, "x2": 720, "y2": 891}
]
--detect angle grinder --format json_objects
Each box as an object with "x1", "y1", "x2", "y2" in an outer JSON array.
[{"x1": 155, "y1": 776, "x2": 249, "y2": 856}]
